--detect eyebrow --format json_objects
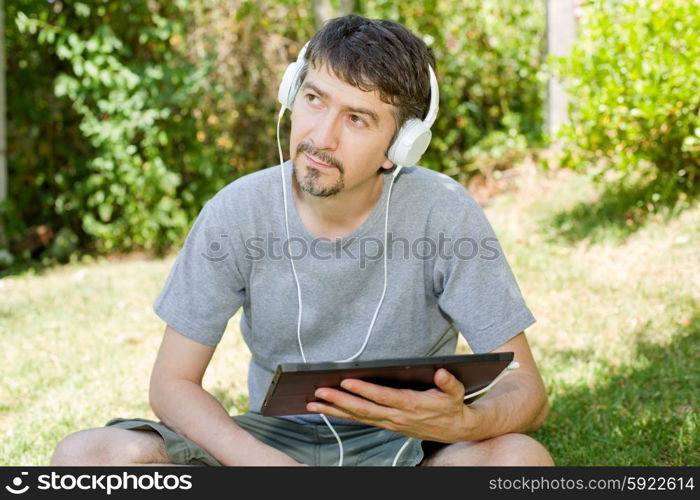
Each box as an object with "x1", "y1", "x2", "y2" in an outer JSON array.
[{"x1": 300, "y1": 81, "x2": 380, "y2": 126}]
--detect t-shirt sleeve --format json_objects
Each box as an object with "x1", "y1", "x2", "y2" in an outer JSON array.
[
  {"x1": 432, "y1": 194, "x2": 536, "y2": 353},
  {"x1": 153, "y1": 197, "x2": 246, "y2": 346}
]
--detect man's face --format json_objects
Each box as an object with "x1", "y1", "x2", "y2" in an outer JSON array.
[{"x1": 289, "y1": 64, "x2": 397, "y2": 198}]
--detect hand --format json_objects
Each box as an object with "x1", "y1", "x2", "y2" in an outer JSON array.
[{"x1": 306, "y1": 368, "x2": 481, "y2": 442}]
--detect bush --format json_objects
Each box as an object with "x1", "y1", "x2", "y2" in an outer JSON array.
[
  {"x1": 7, "y1": 1, "x2": 206, "y2": 257},
  {"x1": 3, "y1": 0, "x2": 546, "y2": 268},
  {"x1": 364, "y1": 0, "x2": 546, "y2": 183},
  {"x1": 4, "y1": 0, "x2": 315, "y2": 262},
  {"x1": 553, "y1": 0, "x2": 700, "y2": 197}
]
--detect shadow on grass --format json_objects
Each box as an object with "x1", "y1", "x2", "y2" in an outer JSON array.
[
  {"x1": 0, "y1": 249, "x2": 165, "y2": 279},
  {"x1": 0, "y1": 257, "x2": 54, "y2": 279},
  {"x1": 534, "y1": 308, "x2": 700, "y2": 465},
  {"x1": 543, "y1": 171, "x2": 700, "y2": 245}
]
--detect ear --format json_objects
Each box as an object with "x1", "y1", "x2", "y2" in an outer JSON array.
[{"x1": 380, "y1": 158, "x2": 394, "y2": 170}]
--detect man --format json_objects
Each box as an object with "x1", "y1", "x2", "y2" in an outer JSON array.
[{"x1": 51, "y1": 14, "x2": 553, "y2": 467}]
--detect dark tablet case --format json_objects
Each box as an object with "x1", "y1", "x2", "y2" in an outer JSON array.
[{"x1": 261, "y1": 352, "x2": 514, "y2": 416}]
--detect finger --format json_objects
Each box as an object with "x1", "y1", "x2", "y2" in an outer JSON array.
[
  {"x1": 306, "y1": 401, "x2": 358, "y2": 421},
  {"x1": 339, "y1": 378, "x2": 408, "y2": 408},
  {"x1": 433, "y1": 368, "x2": 465, "y2": 398},
  {"x1": 306, "y1": 401, "x2": 404, "y2": 433},
  {"x1": 314, "y1": 387, "x2": 394, "y2": 421},
  {"x1": 307, "y1": 398, "x2": 388, "y2": 426}
]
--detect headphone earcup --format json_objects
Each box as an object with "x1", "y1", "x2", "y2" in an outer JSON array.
[
  {"x1": 278, "y1": 61, "x2": 305, "y2": 110},
  {"x1": 386, "y1": 119, "x2": 433, "y2": 167}
]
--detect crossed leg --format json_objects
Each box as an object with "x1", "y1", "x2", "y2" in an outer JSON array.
[
  {"x1": 420, "y1": 433, "x2": 554, "y2": 466},
  {"x1": 51, "y1": 427, "x2": 172, "y2": 466},
  {"x1": 52, "y1": 427, "x2": 553, "y2": 467}
]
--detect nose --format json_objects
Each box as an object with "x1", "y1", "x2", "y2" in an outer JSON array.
[{"x1": 309, "y1": 111, "x2": 341, "y2": 151}]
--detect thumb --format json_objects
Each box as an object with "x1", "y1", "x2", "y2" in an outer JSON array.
[{"x1": 434, "y1": 368, "x2": 464, "y2": 398}]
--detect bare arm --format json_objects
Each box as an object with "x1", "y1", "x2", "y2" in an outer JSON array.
[
  {"x1": 149, "y1": 325, "x2": 303, "y2": 465},
  {"x1": 460, "y1": 331, "x2": 549, "y2": 440},
  {"x1": 306, "y1": 331, "x2": 549, "y2": 443}
]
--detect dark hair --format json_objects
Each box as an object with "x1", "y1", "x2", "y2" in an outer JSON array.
[{"x1": 300, "y1": 14, "x2": 436, "y2": 132}]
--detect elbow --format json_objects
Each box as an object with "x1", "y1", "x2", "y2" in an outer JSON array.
[
  {"x1": 148, "y1": 372, "x2": 171, "y2": 419},
  {"x1": 148, "y1": 377, "x2": 162, "y2": 417},
  {"x1": 148, "y1": 372, "x2": 201, "y2": 423}
]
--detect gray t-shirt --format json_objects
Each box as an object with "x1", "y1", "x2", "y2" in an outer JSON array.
[{"x1": 154, "y1": 162, "x2": 536, "y2": 415}]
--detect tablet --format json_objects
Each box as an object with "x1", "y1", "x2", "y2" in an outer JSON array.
[{"x1": 261, "y1": 352, "x2": 514, "y2": 416}]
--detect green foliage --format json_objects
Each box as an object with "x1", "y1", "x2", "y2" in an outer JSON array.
[
  {"x1": 364, "y1": 0, "x2": 546, "y2": 183},
  {"x1": 4, "y1": 0, "x2": 315, "y2": 262},
  {"x1": 553, "y1": 0, "x2": 700, "y2": 196},
  {"x1": 8, "y1": 1, "x2": 206, "y2": 256},
  {"x1": 3, "y1": 0, "x2": 545, "y2": 266}
]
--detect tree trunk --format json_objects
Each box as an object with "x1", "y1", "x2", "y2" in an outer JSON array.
[
  {"x1": 0, "y1": 0, "x2": 7, "y2": 247},
  {"x1": 313, "y1": 0, "x2": 357, "y2": 29},
  {"x1": 545, "y1": 0, "x2": 577, "y2": 139}
]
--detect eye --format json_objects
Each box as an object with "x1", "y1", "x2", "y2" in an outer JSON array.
[
  {"x1": 305, "y1": 93, "x2": 321, "y2": 106},
  {"x1": 349, "y1": 114, "x2": 368, "y2": 128}
]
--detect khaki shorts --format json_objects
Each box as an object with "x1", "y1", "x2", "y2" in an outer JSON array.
[{"x1": 106, "y1": 412, "x2": 427, "y2": 467}]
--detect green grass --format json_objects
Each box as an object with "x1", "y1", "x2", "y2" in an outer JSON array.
[{"x1": 1, "y1": 164, "x2": 698, "y2": 466}]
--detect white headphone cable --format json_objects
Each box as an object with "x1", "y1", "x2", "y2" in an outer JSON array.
[
  {"x1": 277, "y1": 109, "x2": 346, "y2": 463},
  {"x1": 338, "y1": 164, "x2": 402, "y2": 363},
  {"x1": 277, "y1": 107, "x2": 308, "y2": 362}
]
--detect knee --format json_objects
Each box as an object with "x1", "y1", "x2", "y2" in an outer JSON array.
[
  {"x1": 51, "y1": 429, "x2": 111, "y2": 466},
  {"x1": 489, "y1": 433, "x2": 554, "y2": 466},
  {"x1": 51, "y1": 428, "x2": 146, "y2": 466}
]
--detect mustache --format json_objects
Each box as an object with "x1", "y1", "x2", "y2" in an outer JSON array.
[{"x1": 296, "y1": 142, "x2": 344, "y2": 173}]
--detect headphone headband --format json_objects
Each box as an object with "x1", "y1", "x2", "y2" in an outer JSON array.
[{"x1": 424, "y1": 65, "x2": 439, "y2": 128}]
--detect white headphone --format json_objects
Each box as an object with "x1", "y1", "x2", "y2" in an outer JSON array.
[{"x1": 277, "y1": 42, "x2": 439, "y2": 168}]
